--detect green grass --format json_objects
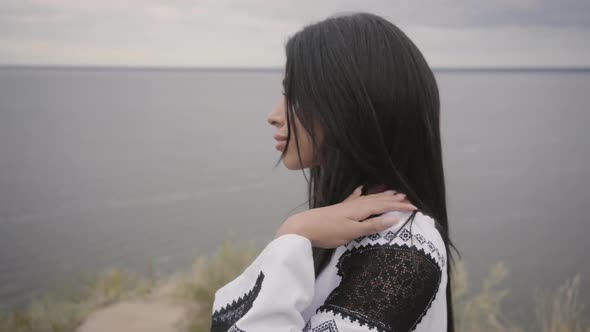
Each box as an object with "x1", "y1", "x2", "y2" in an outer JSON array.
[{"x1": 1, "y1": 238, "x2": 589, "y2": 332}]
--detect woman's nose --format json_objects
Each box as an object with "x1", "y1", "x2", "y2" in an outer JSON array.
[
  {"x1": 267, "y1": 113, "x2": 279, "y2": 127},
  {"x1": 267, "y1": 103, "x2": 283, "y2": 127}
]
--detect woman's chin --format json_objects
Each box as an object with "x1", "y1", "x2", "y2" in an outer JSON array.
[
  {"x1": 283, "y1": 160, "x2": 301, "y2": 170},
  {"x1": 282, "y1": 157, "x2": 304, "y2": 170}
]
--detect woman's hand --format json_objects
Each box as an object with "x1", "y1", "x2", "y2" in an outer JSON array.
[{"x1": 274, "y1": 185, "x2": 417, "y2": 248}]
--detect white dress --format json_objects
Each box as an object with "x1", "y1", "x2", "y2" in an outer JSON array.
[{"x1": 210, "y1": 209, "x2": 448, "y2": 332}]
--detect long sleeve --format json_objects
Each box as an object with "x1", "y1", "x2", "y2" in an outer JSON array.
[
  {"x1": 211, "y1": 234, "x2": 314, "y2": 332},
  {"x1": 210, "y1": 211, "x2": 447, "y2": 332}
]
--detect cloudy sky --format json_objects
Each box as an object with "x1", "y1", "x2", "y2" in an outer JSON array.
[{"x1": 0, "y1": 0, "x2": 588, "y2": 68}]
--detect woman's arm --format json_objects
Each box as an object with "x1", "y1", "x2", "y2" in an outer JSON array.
[
  {"x1": 210, "y1": 228, "x2": 446, "y2": 332},
  {"x1": 211, "y1": 234, "x2": 314, "y2": 332}
]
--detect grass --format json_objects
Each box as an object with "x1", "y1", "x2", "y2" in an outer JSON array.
[
  {"x1": 0, "y1": 268, "x2": 153, "y2": 332},
  {"x1": 172, "y1": 236, "x2": 259, "y2": 332},
  {"x1": 451, "y1": 261, "x2": 589, "y2": 332},
  {"x1": 1, "y1": 238, "x2": 588, "y2": 332},
  {"x1": 533, "y1": 274, "x2": 589, "y2": 332}
]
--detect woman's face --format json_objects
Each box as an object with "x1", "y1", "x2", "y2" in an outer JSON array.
[{"x1": 266, "y1": 72, "x2": 316, "y2": 170}]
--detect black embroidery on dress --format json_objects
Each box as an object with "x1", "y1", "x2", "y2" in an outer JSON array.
[
  {"x1": 427, "y1": 241, "x2": 436, "y2": 252},
  {"x1": 312, "y1": 319, "x2": 339, "y2": 332},
  {"x1": 228, "y1": 324, "x2": 245, "y2": 332},
  {"x1": 398, "y1": 228, "x2": 412, "y2": 242},
  {"x1": 353, "y1": 235, "x2": 366, "y2": 243},
  {"x1": 383, "y1": 230, "x2": 396, "y2": 241},
  {"x1": 210, "y1": 271, "x2": 264, "y2": 332},
  {"x1": 368, "y1": 233, "x2": 382, "y2": 241},
  {"x1": 316, "y1": 242, "x2": 442, "y2": 332},
  {"x1": 414, "y1": 233, "x2": 426, "y2": 244},
  {"x1": 355, "y1": 210, "x2": 417, "y2": 246}
]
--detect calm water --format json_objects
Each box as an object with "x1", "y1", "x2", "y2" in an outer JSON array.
[{"x1": 0, "y1": 67, "x2": 589, "y2": 315}]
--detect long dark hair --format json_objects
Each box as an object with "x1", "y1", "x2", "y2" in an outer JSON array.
[{"x1": 276, "y1": 12, "x2": 458, "y2": 331}]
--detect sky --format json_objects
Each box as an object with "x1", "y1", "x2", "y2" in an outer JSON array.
[{"x1": 0, "y1": 0, "x2": 589, "y2": 68}]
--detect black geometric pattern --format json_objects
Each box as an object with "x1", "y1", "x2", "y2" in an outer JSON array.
[
  {"x1": 353, "y1": 235, "x2": 366, "y2": 243},
  {"x1": 398, "y1": 228, "x2": 412, "y2": 242},
  {"x1": 368, "y1": 232, "x2": 382, "y2": 241},
  {"x1": 312, "y1": 319, "x2": 339, "y2": 332},
  {"x1": 316, "y1": 242, "x2": 442, "y2": 332},
  {"x1": 383, "y1": 230, "x2": 396, "y2": 241},
  {"x1": 227, "y1": 324, "x2": 245, "y2": 332},
  {"x1": 414, "y1": 233, "x2": 426, "y2": 244},
  {"x1": 427, "y1": 241, "x2": 436, "y2": 253},
  {"x1": 303, "y1": 319, "x2": 312, "y2": 331},
  {"x1": 210, "y1": 271, "x2": 265, "y2": 332}
]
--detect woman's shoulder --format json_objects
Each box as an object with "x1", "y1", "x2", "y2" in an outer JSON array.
[
  {"x1": 316, "y1": 210, "x2": 448, "y2": 332},
  {"x1": 343, "y1": 209, "x2": 447, "y2": 271}
]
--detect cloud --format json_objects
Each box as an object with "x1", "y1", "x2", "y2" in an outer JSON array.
[
  {"x1": 221, "y1": 0, "x2": 590, "y2": 28},
  {"x1": 0, "y1": 0, "x2": 588, "y2": 67}
]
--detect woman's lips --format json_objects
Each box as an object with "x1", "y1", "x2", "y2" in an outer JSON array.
[
  {"x1": 275, "y1": 141, "x2": 286, "y2": 151},
  {"x1": 274, "y1": 134, "x2": 287, "y2": 151}
]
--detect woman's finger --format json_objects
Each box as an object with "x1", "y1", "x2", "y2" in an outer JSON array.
[
  {"x1": 343, "y1": 185, "x2": 363, "y2": 202},
  {"x1": 359, "y1": 190, "x2": 407, "y2": 201},
  {"x1": 372, "y1": 192, "x2": 407, "y2": 202},
  {"x1": 355, "y1": 214, "x2": 401, "y2": 236},
  {"x1": 356, "y1": 200, "x2": 417, "y2": 220},
  {"x1": 386, "y1": 201, "x2": 417, "y2": 213},
  {"x1": 373, "y1": 197, "x2": 417, "y2": 211},
  {"x1": 377, "y1": 195, "x2": 411, "y2": 205}
]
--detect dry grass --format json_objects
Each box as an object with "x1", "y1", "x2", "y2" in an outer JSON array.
[
  {"x1": 452, "y1": 261, "x2": 525, "y2": 332},
  {"x1": 0, "y1": 268, "x2": 153, "y2": 332},
  {"x1": 172, "y1": 236, "x2": 259, "y2": 332},
  {"x1": 452, "y1": 260, "x2": 590, "y2": 332},
  {"x1": 533, "y1": 274, "x2": 590, "y2": 332},
  {"x1": 1, "y1": 238, "x2": 588, "y2": 332}
]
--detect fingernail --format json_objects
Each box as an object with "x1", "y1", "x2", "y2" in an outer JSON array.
[
  {"x1": 384, "y1": 190, "x2": 395, "y2": 195},
  {"x1": 381, "y1": 217, "x2": 399, "y2": 227}
]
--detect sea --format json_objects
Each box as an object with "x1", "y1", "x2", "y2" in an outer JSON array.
[{"x1": 0, "y1": 66, "x2": 589, "y2": 318}]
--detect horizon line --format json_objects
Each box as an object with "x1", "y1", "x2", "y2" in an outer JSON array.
[{"x1": 1, "y1": 64, "x2": 589, "y2": 73}]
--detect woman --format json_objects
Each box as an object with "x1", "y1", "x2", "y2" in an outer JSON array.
[{"x1": 210, "y1": 11, "x2": 456, "y2": 332}]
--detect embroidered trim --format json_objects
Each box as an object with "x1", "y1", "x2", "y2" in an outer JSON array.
[
  {"x1": 311, "y1": 319, "x2": 340, "y2": 332},
  {"x1": 353, "y1": 235, "x2": 366, "y2": 243},
  {"x1": 347, "y1": 210, "x2": 445, "y2": 270},
  {"x1": 398, "y1": 227, "x2": 413, "y2": 242},
  {"x1": 211, "y1": 271, "x2": 264, "y2": 332},
  {"x1": 228, "y1": 324, "x2": 245, "y2": 332}
]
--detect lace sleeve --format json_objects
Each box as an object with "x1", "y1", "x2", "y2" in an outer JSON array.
[{"x1": 313, "y1": 242, "x2": 443, "y2": 332}]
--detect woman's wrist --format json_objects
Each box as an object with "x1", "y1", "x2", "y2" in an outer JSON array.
[{"x1": 274, "y1": 215, "x2": 306, "y2": 239}]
